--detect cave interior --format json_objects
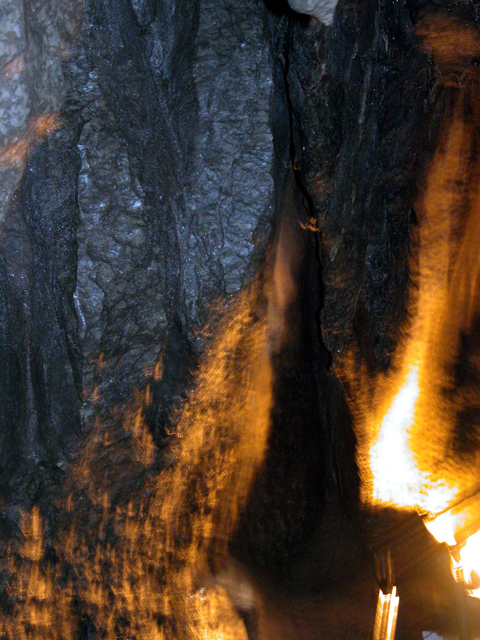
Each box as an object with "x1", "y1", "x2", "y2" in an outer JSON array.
[{"x1": 2, "y1": 0, "x2": 480, "y2": 638}]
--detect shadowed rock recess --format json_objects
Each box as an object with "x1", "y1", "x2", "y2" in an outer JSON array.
[{"x1": 1, "y1": 0, "x2": 480, "y2": 638}]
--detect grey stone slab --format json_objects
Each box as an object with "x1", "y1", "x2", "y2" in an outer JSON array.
[
  {"x1": 0, "y1": 0, "x2": 26, "y2": 68},
  {"x1": 0, "y1": 63, "x2": 29, "y2": 147}
]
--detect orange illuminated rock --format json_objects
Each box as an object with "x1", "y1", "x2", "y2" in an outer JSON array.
[{"x1": 416, "y1": 14, "x2": 480, "y2": 84}]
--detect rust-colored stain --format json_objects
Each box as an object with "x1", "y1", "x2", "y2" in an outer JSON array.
[
  {"x1": 0, "y1": 113, "x2": 61, "y2": 167},
  {"x1": 0, "y1": 54, "x2": 26, "y2": 81},
  {"x1": 416, "y1": 13, "x2": 480, "y2": 84}
]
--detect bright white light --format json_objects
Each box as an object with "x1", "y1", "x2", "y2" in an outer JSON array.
[
  {"x1": 373, "y1": 587, "x2": 399, "y2": 640},
  {"x1": 370, "y1": 365, "x2": 421, "y2": 507}
]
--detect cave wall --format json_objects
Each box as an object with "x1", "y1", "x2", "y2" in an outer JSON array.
[
  {"x1": 284, "y1": 3, "x2": 480, "y2": 638},
  {"x1": 2, "y1": 0, "x2": 480, "y2": 638},
  {"x1": 287, "y1": 0, "x2": 443, "y2": 374},
  {"x1": 0, "y1": 0, "x2": 286, "y2": 516}
]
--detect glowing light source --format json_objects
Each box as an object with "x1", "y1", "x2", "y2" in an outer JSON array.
[
  {"x1": 350, "y1": 93, "x2": 480, "y2": 529},
  {"x1": 425, "y1": 512, "x2": 458, "y2": 547},
  {"x1": 370, "y1": 365, "x2": 421, "y2": 507},
  {"x1": 424, "y1": 510, "x2": 480, "y2": 597},
  {"x1": 460, "y1": 530, "x2": 480, "y2": 586},
  {"x1": 373, "y1": 587, "x2": 399, "y2": 640}
]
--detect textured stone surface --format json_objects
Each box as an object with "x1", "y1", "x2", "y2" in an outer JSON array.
[
  {"x1": 0, "y1": 0, "x2": 26, "y2": 69},
  {"x1": 180, "y1": 0, "x2": 274, "y2": 329},
  {"x1": 287, "y1": 0, "x2": 442, "y2": 373},
  {"x1": 2, "y1": 1, "x2": 479, "y2": 638},
  {"x1": 288, "y1": 0, "x2": 339, "y2": 25},
  {"x1": 0, "y1": 57, "x2": 28, "y2": 148},
  {"x1": 0, "y1": 0, "x2": 82, "y2": 226},
  {"x1": 0, "y1": 0, "x2": 280, "y2": 502},
  {"x1": 73, "y1": 0, "x2": 278, "y2": 435},
  {"x1": 0, "y1": 0, "x2": 29, "y2": 222}
]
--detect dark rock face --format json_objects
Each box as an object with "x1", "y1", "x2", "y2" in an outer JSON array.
[
  {"x1": 2, "y1": 0, "x2": 480, "y2": 638},
  {"x1": 287, "y1": 0, "x2": 444, "y2": 374},
  {"x1": 0, "y1": 0, "x2": 280, "y2": 500},
  {"x1": 78, "y1": 0, "x2": 278, "y2": 423}
]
